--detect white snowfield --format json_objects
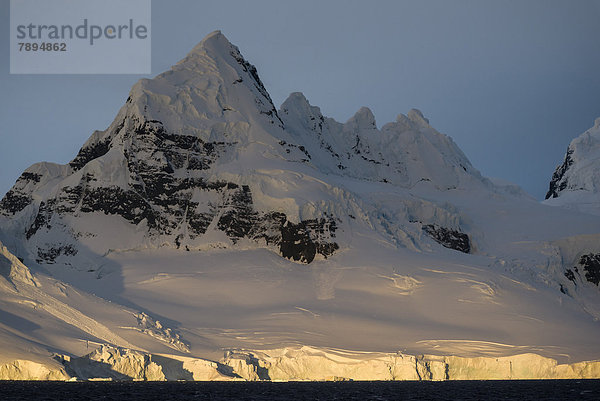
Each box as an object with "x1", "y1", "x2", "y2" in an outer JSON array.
[{"x1": 1, "y1": 31, "x2": 600, "y2": 381}]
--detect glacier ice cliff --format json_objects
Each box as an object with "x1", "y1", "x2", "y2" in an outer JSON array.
[{"x1": 2, "y1": 345, "x2": 600, "y2": 381}]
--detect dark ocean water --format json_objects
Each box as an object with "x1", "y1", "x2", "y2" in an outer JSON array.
[{"x1": 1, "y1": 380, "x2": 599, "y2": 401}]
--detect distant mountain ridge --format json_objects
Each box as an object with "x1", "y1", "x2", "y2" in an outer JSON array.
[{"x1": 545, "y1": 117, "x2": 600, "y2": 216}]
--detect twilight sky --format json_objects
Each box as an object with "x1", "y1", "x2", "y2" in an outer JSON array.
[{"x1": 1, "y1": 0, "x2": 600, "y2": 199}]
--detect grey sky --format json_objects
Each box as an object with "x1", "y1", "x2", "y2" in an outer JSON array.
[{"x1": 1, "y1": 0, "x2": 600, "y2": 199}]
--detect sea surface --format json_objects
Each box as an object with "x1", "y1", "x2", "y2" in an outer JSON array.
[{"x1": 1, "y1": 380, "x2": 599, "y2": 400}]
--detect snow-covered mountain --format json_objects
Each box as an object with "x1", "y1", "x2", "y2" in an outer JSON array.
[
  {"x1": 0, "y1": 31, "x2": 488, "y2": 268},
  {"x1": 545, "y1": 118, "x2": 600, "y2": 216},
  {"x1": 1, "y1": 31, "x2": 600, "y2": 381}
]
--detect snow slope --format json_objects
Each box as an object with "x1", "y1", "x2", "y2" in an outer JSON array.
[{"x1": 0, "y1": 31, "x2": 600, "y2": 380}]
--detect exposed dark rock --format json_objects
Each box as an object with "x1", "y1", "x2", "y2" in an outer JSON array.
[
  {"x1": 26, "y1": 201, "x2": 53, "y2": 239},
  {"x1": 250, "y1": 212, "x2": 339, "y2": 263},
  {"x1": 280, "y1": 221, "x2": 317, "y2": 263},
  {"x1": 70, "y1": 137, "x2": 113, "y2": 171},
  {"x1": 65, "y1": 119, "x2": 236, "y2": 236},
  {"x1": 278, "y1": 140, "x2": 312, "y2": 161},
  {"x1": 580, "y1": 253, "x2": 600, "y2": 286},
  {"x1": 279, "y1": 218, "x2": 338, "y2": 264},
  {"x1": 12, "y1": 116, "x2": 339, "y2": 265},
  {"x1": 316, "y1": 242, "x2": 340, "y2": 258},
  {"x1": 546, "y1": 147, "x2": 574, "y2": 199},
  {"x1": 47, "y1": 127, "x2": 238, "y2": 238},
  {"x1": 128, "y1": 120, "x2": 232, "y2": 176},
  {"x1": 36, "y1": 244, "x2": 78, "y2": 264},
  {"x1": 217, "y1": 185, "x2": 258, "y2": 242},
  {"x1": 564, "y1": 268, "x2": 576, "y2": 283},
  {"x1": 185, "y1": 208, "x2": 213, "y2": 237},
  {"x1": 298, "y1": 146, "x2": 311, "y2": 160},
  {"x1": 250, "y1": 211, "x2": 287, "y2": 246},
  {"x1": 80, "y1": 186, "x2": 160, "y2": 228},
  {"x1": 423, "y1": 224, "x2": 470, "y2": 254},
  {"x1": 361, "y1": 155, "x2": 382, "y2": 165},
  {"x1": 249, "y1": 212, "x2": 339, "y2": 263},
  {"x1": 17, "y1": 172, "x2": 42, "y2": 183},
  {"x1": 0, "y1": 190, "x2": 32, "y2": 215},
  {"x1": 565, "y1": 254, "x2": 600, "y2": 287},
  {"x1": 55, "y1": 186, "x2": 84, "y2": 214}
]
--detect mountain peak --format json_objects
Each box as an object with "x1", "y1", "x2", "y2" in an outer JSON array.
[
  {"x1": 118, "y1": 30, "x2": 282, "y2": 136},
  {"x1": 407, "y1": 108, "x2": 430, "y2": 126},
  {"x1": 347, "y1": 107, "x2": 377, "y2": 131},
  {"x1": 201, "y1": 29, "x2": 225, "y2": 42},
  {"x1": 279, "y1": 92, "x2": 323, "y2": 130},
  {"x1": 280, "y1": 92, "x2": 312, "y2": 112},
  {"x1": 283, "y1": 92, "x2": 310, "y2": 105},
  {"x1": 545, "y1": 117, "x2": 600, "y2": 210},
  {"x1": 179, "y1": 30, "x2": 233, "y2": 62}
]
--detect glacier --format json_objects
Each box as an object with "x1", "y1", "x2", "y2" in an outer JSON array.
[{"x1": 0, "y1": 30, "x2": 600, "y2": 381}]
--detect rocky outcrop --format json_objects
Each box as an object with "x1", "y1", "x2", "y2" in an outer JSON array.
[
  {"x1": 565, "y1": 253, "x2": 600, "y2": 286},
  {"x1": 252, "y1": 213, "x2": 339, "y2": 264},
  {"x1": 1, "y1": 115, "x2": 340, "y2": 265},
  {"x1": 2, "y1": 110, "x2": 339, "y2": 265},
  {"x1": 422, "y1": 224, "x2": 470, "y2": 253},
  {"x1": 545, "y1": 117, "x2": 600, "y2": 200},
  {"x1": 546, "y1": 147, "x2": 574, "y2": 199}
]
